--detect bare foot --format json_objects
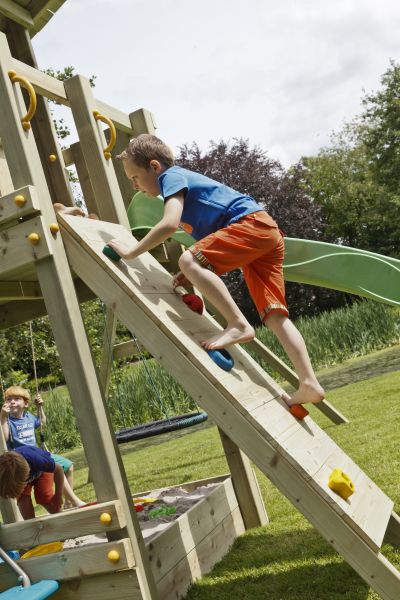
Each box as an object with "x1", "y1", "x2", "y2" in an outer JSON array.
[
  {"x1": 285, "y1": 381, "x2": 325, "y2": 406},
  {"x1": 201, "y1": 324, "x2": 255, "y2": 349}
]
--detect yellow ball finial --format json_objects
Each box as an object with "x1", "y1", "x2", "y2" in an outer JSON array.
[
  {"x1": 49, "y1": 223, "x2": 59, "y2": 235},
  {"x1": 27, "y1": 233, "x2": 40, "y2": 245},
  {"x1": 14, "y1": 195, "x2": 26, "y2": 207},
  {"x1": 100, "y1": 512, "x2": 112, "y2": 525},
  {"x1": 107, "y1": 550, "x2": 120, "y2": 563},
  {"x1": 48, "y1": 154, "x2": 57, "y2": 162}
]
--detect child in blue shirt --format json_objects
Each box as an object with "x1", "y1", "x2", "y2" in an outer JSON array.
[
  {"x1": 0, "y1": 445, "x2": 64, "y2": 519},
  {"x1": 106, "y1": 134, "x2": 324, "y2": 407},
  {"x1": 0, "y1": 385, "x2": 84, "y2": 508}
]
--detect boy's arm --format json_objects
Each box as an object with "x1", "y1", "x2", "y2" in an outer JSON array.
[
  {"x1": 34, "y1": 394, "x2": 47, "y2": 427},
  {"x1": 0, "y1": 405, "x2": 10, "y2": 441},
  {"x1": 107, "y1": 193, "x2": 185, "y2": 260},
  {"x1": 53, "y1": 463, "x2": 64, "y2": 509}
]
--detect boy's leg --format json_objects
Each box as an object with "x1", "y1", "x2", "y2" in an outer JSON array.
[
  {"x1": 265, "y1": 312, "x2": 325, "y2": 405},
  {"x1": 63, "y1": 470, "x2": 85, "y2": 508},
  {"x1": 34, "y1": 472, "x2": 61, "y2": 514},
  {"x1": 178, "y1": 250, "x2": 254, "y2": 349},
  {"x1": 17, "y1": 487, "x2": 35, "y2": 519}
]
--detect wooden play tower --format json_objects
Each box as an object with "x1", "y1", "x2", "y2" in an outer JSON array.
[{"x1": 0, "y1": 3, "x2": 400, "y2": 600}]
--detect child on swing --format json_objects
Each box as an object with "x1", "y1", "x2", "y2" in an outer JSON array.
[{"x1": 0, "y1": 385, "x2": 84, "y2": 508}]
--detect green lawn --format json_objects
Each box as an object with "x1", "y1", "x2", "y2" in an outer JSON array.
[{"x1": 63, "y1": 354, "x2": 400, "y2": 599}]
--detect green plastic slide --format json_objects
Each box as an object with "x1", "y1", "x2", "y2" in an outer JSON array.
[{"x1": 127, "y1": 192, "x2": 400, "y2": 307}]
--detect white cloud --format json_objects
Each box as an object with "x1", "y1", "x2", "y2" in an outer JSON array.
[{"x1": 32, "y1": 0, "x2": 400, "y2": 166}]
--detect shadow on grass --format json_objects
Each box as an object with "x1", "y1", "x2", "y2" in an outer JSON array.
[{"x1": 186, "y1": 526, "x2": 371, "y2": 600}]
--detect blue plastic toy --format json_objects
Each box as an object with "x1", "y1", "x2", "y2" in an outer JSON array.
[
  {"x1": 0, "y1": 580, "x2": 59, "y2": 599},
  {"x1": 207, "y1": 348, "x2": 234, "y2": 371}
]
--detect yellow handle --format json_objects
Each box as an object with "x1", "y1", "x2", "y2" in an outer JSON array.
[
  {"x1": 92, "y1": 110, "x2": 116, "y2": 159},
  {"x1": 8, "y1": 70, "x2": 37, "y2": 131}
]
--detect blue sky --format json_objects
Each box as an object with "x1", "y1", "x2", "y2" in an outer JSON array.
[{"x1": 32, "y1": 0, "x2": 400, "y2": 167}]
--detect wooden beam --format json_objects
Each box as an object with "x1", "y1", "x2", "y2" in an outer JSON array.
[
  {"x1": 384, "y1": 512, "x2": 400, "y2": 548},
  {"x1": 0, "y1": 0, "x2": 34, "y2": 29},
  {"x1": 98, "y1": 305, "x2": 117, "y2": 397},
  {"x1": 0, "y1": 140, "x2": 13, "y2": 196},
  {"x1": 70, "y1": 141, "x2": 98, "y2": 216},
  {"x1": 113, "y1": 339, "x2": 146, "y2": 360},
  {"x1": 0, "y1": 280, "x2": 42, "y2": 300},
  {"x1": 0, "y1": 539, "x2": 135, "y2": 589},
  {"x1": 0, "y1": 422, "x2": 22, "y2": 523},
  {"x1": 0, "y1": 216, "x2": 53, "y2": 277},
  {"x1": 0, "y1": 184, "x2": 41, "y2": 226},
  {"x1": 218, "y1": 427, "x2": 268, "y2": 529},
  {"x1": 130, "y1": 108, "x2": 156, "y2": 137},
  {"x1": 65, "y1": 75, "x2": 130, "y2": 226},
  {"x1": 52, "y1": 570, "x2": 141, "y2": 600},
  {"x1": 0, "y1": 500, "x2": 126, "y2": 550}
]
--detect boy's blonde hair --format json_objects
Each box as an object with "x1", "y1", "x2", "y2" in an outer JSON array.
[
  {"x1": 117, "y1": 134, "x2": 174, "y2": 169},
  {"x1": 4, "y1": 386, "x2": 30, "y2": 404},
  {"x1": 0, "y1": 451, "x2": 30, "y2": 499}
]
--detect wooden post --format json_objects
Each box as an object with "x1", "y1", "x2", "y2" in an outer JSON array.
[
  {"x1": 0, "y1": 31, "x2": 158, "y2": 599},
  {"x1": 0, "y1": 426, "x2": 22, "y2": 523}
]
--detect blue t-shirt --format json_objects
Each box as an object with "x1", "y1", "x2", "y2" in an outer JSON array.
[
  {"x1": 15, "y1": 446, "x2": 55, "y2": 484},
  {"x1": 158, "y1": 166, "x2": 265, "y2": 240},
  {"x1": 8, "y1": 412, "x2": 40, "y2": 449}
]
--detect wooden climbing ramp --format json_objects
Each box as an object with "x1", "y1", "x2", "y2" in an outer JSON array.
[{"x1": 59, "y1": 213, "x2": 400, "y2": 600}]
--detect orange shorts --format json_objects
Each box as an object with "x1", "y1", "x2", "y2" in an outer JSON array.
[
  {"x1": 19, "y1": 471, "x2": 55, "y2": 506},
  {"x1": 189, "y1": 211, "x2": 288, "y2": 321}
]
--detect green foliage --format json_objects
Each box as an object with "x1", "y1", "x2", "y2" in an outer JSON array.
[
  {"x1": 42, "y1": 387, "x2": 81, "y2": 451},
  {"x1": 254, "y1": 300, "x2": 400, "y2": 377},
  {"x1": 301, "y1": 60, "x2": 400, "y2": 258}
]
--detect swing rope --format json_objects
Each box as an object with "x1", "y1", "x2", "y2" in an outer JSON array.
[{"x1": 28, "y1": 321, "x2": 47, "y2": 451}]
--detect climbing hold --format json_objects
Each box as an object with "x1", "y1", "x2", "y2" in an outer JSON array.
[
  {"x1": 103, "y1": 245, "x2": 121, "y2": 262},
  {"x1": 48, "y1": 154, "x2": 57, "y2": 162},
  {"x1": 100, "y1": 512, "x2": 112, "y2": 525},
  {"x1": 14, "y1": 194, "x2": 26, "y2": 207},
  {"x1": 49, "y1": 223, "x2": 59, "y2": 234},
  {"x1": 107, "y1": 550, "x2": 120, "y2": 563},
  {"x1": 328, "y1": 468, "x2": 355, "y2": 500},
  {"x1": 289, "y1": 404, "x2": 309, "y2": 420},
  {"x1": 27, "y1": 232, "x2": 40, "y2": 245},
  {"x1": 207, "y1": 348, "x2": 234, "y2": 372},
  {"x1": 182, "y1": 293, "x2": 204, "y2": 314}
]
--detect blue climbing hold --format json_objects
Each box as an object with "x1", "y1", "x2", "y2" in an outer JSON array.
[
  {"x1": 207, "y1": 348, "x2": 234, "y2": 372},
  {"x1": 103, "y1": 245, "x2": 121, "y2": 262}
]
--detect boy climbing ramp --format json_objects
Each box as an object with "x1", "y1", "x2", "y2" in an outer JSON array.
[{"x1": 105, "y1": 134, "x2": 325, "y2": 407}]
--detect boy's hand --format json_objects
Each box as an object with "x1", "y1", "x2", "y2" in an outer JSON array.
[
  {"x1": 107, "y1": 239, "x2": 138, "y2": 260},
  {"x1": 0, "y1": 404, "x2": 10, "y2": 419},
  {"x1": 54, "y1": 203, "x2": 86, "y2": 217},
  {"x1": 172, "y1": 271, "x2": 192, "y2": 290},
  {"x1": 34, "y1": 394, "x2": 43, "y2": 406}
]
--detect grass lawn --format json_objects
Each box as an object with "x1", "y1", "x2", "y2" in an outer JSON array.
[{"x1": 61, "y1": 354, "x2": 400, "y2": 599}]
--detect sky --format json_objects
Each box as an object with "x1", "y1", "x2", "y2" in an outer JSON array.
[{"x1": 31, "y1": 0, "x2": 400, "y2": 167}]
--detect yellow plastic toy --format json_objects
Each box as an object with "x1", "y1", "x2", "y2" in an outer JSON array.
[
  {"x1": 328, "y1": 468, "x2": 355, "y2": 500},
  {"x1": 21, "y1": 541, "x2": 64, "y2": 558},
  {"x1": 133, "y1": 497, "x2": 157, "y2": 504}
]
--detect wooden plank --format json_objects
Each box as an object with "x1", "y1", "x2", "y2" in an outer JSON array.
[
  {"x1": 70, "y1": 141, "x2": 98, "y2": 216},
  {"x1": 0, "y1": 0, "x2": 34, "y2": 28},
  {"x1": 52, "y1": 570, "x2": 141, "y2": 600},
  {"x1": 130, "y1": 108, "x2": 157, "y2": 137},
  {"x1": 9, "y1": 56, "x2": 135, "y2": 133},
  {"x1": 0, "y1": 141, "x2": 13, "y2": 196},
  {"x1": 0, "y1": 216, "x2": 53, "y2": 276},
  {"x1": 0, "y1": 280, "x2": 42, "y2": 300},
  {"x1": 113, "y1": 338, "x2": 146, "y2": 360},
  {"x1": 57, "y1": 215, "x2": 400, "y2": 600},
  {"x1": 0, "y1": 501, "x2": 126, "y2": 550},
  {"x1": 218, "y1": 428, "x2": 268, "y2": 529},
  {"x1": 384, "y1": 512, "x2": 400, "y2": 548},
  {"x1": 98, "y1": 305, "x2": 117, "y2": 397},
  {"x1": 64, "y1": 74, "x2": 130, "y2": 226},
  {"x1": 7, "y1": 23, "x2": 74, "y2": 207},
  {"x1": 0, "y1": 540, "x2": 135, "y2": 590},
  {"x1": 0, "y1": 184, "x2": 41, "y2": 225},
  {"x1": 155, "y1": 508, "x2": 244, "y2": 600},
  {"x1": 147, "y1": 477, "x2": 242, "y2": 582},
  {"x1": 0, "y1": 425, "x2": 22, "y2": 523}
]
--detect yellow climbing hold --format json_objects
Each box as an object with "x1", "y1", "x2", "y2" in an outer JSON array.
[
  {"x1": 49, "y1": 223, "x2": 59, "y2": 234},
  {"x1": 328, "y1": 468, "x2": 355, "y2": 500}
]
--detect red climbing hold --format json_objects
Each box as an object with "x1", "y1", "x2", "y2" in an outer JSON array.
[{"x1": 182, "y1": 293, "x2": 204, "y2": 314}]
